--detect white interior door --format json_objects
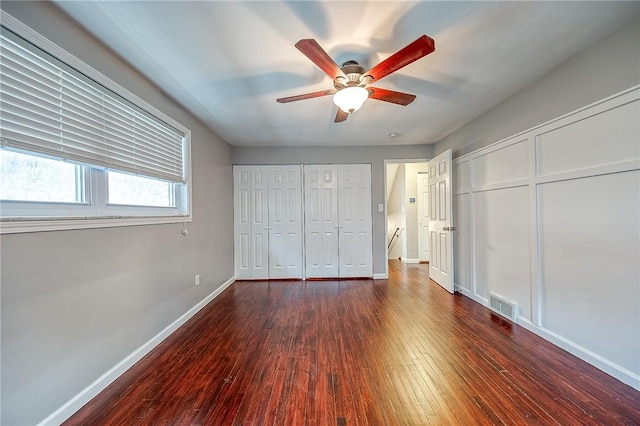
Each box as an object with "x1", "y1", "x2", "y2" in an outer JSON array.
[
  {"x1": 338, "y1": 164, "x2": 373, "y2": 277},
  {"x1": 417, "y1": 172, "x2": 430, "y2": 262},
  {"x1": 428, "y1": 150, "x2": 455, "y2": 293},
  {"x1": 268, "y1": 166, "x2": 303, "y2": 278},
  {"x1": 304, "y1": 165, "x2": 339, "y2": 278}
]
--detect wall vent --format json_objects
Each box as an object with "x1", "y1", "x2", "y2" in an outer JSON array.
[{"x1": 489, "y1": 293, "x2": 517, "y2": 322}]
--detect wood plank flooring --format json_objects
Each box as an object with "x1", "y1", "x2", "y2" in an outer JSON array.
[{"x1": 64, "y1": 261, "x2": 640, "y2": 425}]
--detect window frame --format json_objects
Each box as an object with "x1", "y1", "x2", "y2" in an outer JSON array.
[{"x1": 0, "y1": 13, "x2": 192, "y2": 234}]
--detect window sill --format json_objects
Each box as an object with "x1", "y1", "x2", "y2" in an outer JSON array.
[{"x1": 0, "y1": 215, "x2": 192, "y2": 234}]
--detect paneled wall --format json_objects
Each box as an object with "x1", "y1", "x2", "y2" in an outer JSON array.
[{"x1": 453, "y1": 86, "x2": 640, "y2": 389}]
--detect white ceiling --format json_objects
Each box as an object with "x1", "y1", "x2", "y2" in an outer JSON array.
[{"x1": 53, "y1": 1, "x2": 640, "y2": 148}]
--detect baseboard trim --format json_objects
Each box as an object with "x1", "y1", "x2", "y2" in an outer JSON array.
[
  {"x1": 515, "y1": 318, "x2": 640, "y2": 391},
  {"x1": 454, "y1": 283, "x2": 640, "y2": 391},
  {"x1": 455, "y1": 285, "x2": 489, "y2": 306},
  {"x1": 400, "y1": 257, "x2": 419, "y2": 264},
  {"x1": 373, "y1": 273, "x2": 388, "y2": 280},
  {"x1": 38, "y1": 275, "x2": 236, "y2": 426}
]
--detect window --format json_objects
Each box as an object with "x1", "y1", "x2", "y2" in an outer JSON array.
[
  {"x1": 0, "y1": 14, "x2": 191, "y2": 233},
  {"x1": 107, "y1": 171, "x2": 175, "y2": 208},
  {"x1": 0, "y1": 149, "x2": 84, "y2": 203}
]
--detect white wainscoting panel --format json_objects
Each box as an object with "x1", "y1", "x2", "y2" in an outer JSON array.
[
  {"x1": 453, "y1": 192, "x2": 472, "y2": 293},
  {"x1": 454, "y1": 159, "x2": 470, "y2": 193},
  {"x1": 472, "y1": 186, "x2": 532, "y2": 321},
  {"x1": 536, "y1": 99, "x2": 640, "y2": 176},
  {"x1": 472, "y1": 139, "x2": 530, "y2": 188},
  {"x1": 539, "y1": 170, "x2": 640, "y2": 374}
]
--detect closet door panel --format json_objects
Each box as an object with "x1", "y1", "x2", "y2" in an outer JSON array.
[
  {"x1": 234, "y1": 166, "x2": 252, "y2": 279},
  {"x1": 304, "y1": 165, "x2": 339, "y2": 277},
  {"x1": 269, "y1": 165, "x2": 303, "y2": 278},
  {"x1": 338, "y1": 164, "x2": 373, "y2": 277},
  {"x1": 250, "y1": 167, "x2": 269, "y2": 279}
]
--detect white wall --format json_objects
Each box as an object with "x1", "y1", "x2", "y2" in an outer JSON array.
[
  {"x1": 453, "y1": 87, "x2": 640, "y2": 389},
  {"x1": 386, "y1": 164, "x2": 405, "y2": 260},
  {"x1": 403, "y1": 163, "x2": 428, "y2": 261},
  {"x1": 232, "y1": 144, "x2": 434, "y2": 278},
  {"x1": 0, "y1": 3, "x2": 234, "y2": 425}
]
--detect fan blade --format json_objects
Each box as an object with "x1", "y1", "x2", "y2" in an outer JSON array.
[
  {"x1": 365, "y1": 35, "x2": 435, "y2": 82},
  {"x1": 335, "y1": 108, "x2": 348, "y2": 123},
  {"x1": 367, "y1": 87, "x2": 416, "y2": 106},
  {"x1": 295, "y1": 39, "x2": 346, "y2": 80},
  {"x1": 277, "y1": 89, "x2": 335, "y2": 103}
]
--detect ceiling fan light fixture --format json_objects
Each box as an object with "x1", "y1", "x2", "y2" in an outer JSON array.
[{"x1": 333, "y1": 86, "x2": 369, "y2": 114}]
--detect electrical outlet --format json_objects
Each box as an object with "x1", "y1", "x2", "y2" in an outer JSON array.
[{"x1": 194, "y1": 274, "x2": 200, "y2": 286}]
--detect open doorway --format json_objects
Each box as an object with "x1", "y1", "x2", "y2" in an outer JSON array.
[{"x1": 384, "y1": 159, "x2": 429, "y2": 278}]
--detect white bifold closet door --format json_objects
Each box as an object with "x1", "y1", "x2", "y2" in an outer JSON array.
[
  {"x1": 268, "y1": 166, "x2": 304, "y2": 278},
  {"x1": 234, "y1": 166, "x2": 269, "y2": 279},
  {"x1": 304, "y1": 164, "x2": 372, "y2": 278},
  {"x1": 234, "y1": 165, "x2": 303, "y2": 279},
  {"x1": 304, "y1": 165, "x2": 339, "y2": 277}
]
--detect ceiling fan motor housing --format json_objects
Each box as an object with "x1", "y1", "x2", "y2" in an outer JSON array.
[{"x1": 335, "y1": 60, "x2": 371, "y2": 90}]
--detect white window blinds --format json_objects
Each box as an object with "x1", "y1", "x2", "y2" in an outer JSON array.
[{"x1": 0, "y1": 28, "x2": 185, "y2": 183}]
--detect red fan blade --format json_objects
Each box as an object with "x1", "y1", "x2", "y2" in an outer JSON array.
[
  {"x1": 295, "y1": 39, "x2": 346, "y2": 80},
  {"x1": 335, "y1": 108, "x2": 349, "y2": 123},
  {"x1": 367, "y1": 87, "x2": 416, "y2": 106},
  {"x1": 277, "y1": 89, "x2": 336, "y2": 103},
  {"x1": 365, "y1": 35, "x2": 435, "y2": 82}
]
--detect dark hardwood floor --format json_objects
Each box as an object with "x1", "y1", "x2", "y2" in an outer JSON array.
[{"x1": 64, "y1": 261, "x2": 640, "y2": 425}]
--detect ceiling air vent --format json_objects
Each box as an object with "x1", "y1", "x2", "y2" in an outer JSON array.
[{"x1": 489, "y1": 293, "x2": 517, "y2": 322}]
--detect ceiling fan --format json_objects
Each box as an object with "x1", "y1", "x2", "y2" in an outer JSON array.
[{"x1": 276, "y1": 35, "x2": 435, "y2": 123}]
